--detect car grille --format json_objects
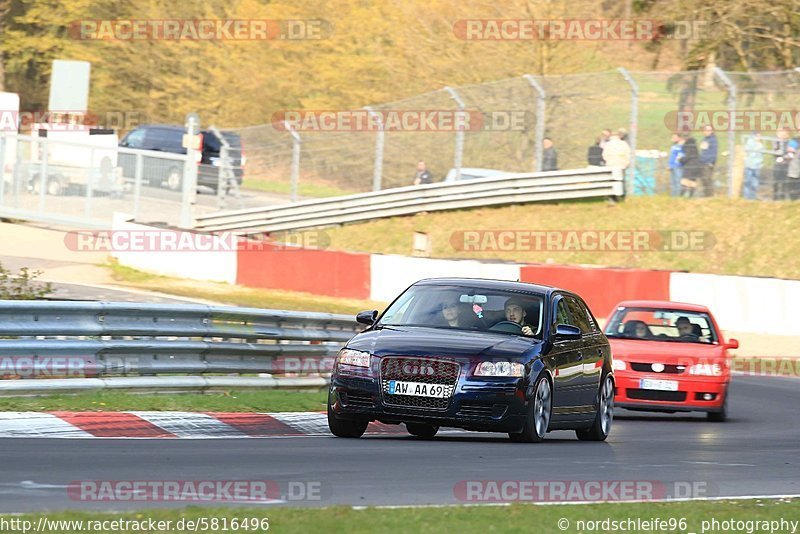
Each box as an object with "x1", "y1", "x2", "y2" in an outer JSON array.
[
  {"x1": 630, "y1": 362, "x2": 686, "y2": 374},
  {"x1": 342, "y1": 392, "x2": 374, "y2": 408},
  {"x1": 456, "y1": 401, "x2": 508, "y2": 420},
  {"x1": 380, "y1": 357, "x2": 460, "y2": 410},
  {"x1": 626, "y1": 389, "x2": 687, "y2": 402}
]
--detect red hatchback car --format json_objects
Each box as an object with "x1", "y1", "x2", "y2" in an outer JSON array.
[{"x1": 605, "y1": 300, "x2": 739, "y2": 422}]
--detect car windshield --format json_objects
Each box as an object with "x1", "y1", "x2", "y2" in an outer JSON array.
[
  {"x1": 376, "y1": 284, "x2": 545, "y2": 339},
  {"x1": 605, "y1": 307, "x2": 718, "y2": 344}
]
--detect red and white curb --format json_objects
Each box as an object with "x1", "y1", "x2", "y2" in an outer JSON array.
[{"x1": 0, "y1": 411, "x2": 429, "y2": 439}]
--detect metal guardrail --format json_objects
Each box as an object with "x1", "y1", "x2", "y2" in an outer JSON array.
[
  {"x1": 195, "y1": 167, "x2": 623, "y2": 234},
  {"x1": 0, "y1": 300, "x2": 360, "y2": 395}
]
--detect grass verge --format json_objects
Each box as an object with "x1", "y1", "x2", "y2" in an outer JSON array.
[
  {"x1": 243, "y1": 179, "x2": 358, "y2": 199},
  {"x1": 106, "y1": 262, "x2": 387, "y2": 315},
  {"x1": 7, "y1": 498, "x2": 798, "y2": 533},
  {"x1": 0, "y1": 389, "x2": 327, "y2": 412},
  {"x1": 297, "y1": 196, "x2": 800, "y2": 280}
]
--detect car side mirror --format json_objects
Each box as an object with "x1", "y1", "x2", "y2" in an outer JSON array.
[
  {"x1": 356, "y1": 310, "x2": 378, "y2": 326},
  {"x1": 554, "y1": 324, "x2": 581, "y2": 341},
  {"x1": 726, "y1": 338, "x2": 739, "y2": 349}
]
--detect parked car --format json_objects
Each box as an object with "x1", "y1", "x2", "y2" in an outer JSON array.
[
  {"x1": 328, "y1": 277, "x2": 614, "y2": 442},
  {"x1": 605, "y1": 300, "x2": 738, "y2": 422},
  {"x1": 118, "y1": 124, "x2": 244, "y2": 192}
]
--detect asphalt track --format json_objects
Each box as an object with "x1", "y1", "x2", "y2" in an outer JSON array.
[{"x1": 0, "y1": 375, "x2": 797, "y2": 512}]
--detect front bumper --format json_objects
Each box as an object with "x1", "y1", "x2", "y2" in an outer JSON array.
[
  {"x1": 614, "y1": 371, "x2": 729, "y2": 412},
  {"x1": 329, "y1": 373, "x2": 529, "y2": 433}
]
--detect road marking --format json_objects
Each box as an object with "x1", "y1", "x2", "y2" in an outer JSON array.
[
  {"x1": 0, "y1": 412, "x2": 92, "y2": 438},
  {"x1": 127, "y1": 412, "x2": 247, "y2": 438}
]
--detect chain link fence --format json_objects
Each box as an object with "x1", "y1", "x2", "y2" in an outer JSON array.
[{"x1": 232, "y1": 68, "x2": 800, "y2": 202}]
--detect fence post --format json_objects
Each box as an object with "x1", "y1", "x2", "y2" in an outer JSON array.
[
  {"x1": 444, "y1": 86, "x2": 465, "y2": 182},
  {"x1": 523, "y1": 74, "x2": 546, "y2": 172},
  {"x1": 180, "y1": 112, "x2": 200, "y2": 229},
  {"x1": 38, "y1": 136, "x2": 48, "y2": 212},
  {"x1": 618, "y1": 68, "x2": 638, "y2": 194},
  {"x1": 0, "y1": 135, "x2": 5, "y2": 205},
  {"x1": 713, "y1": 67, "x2": 737, "y2": 198},
  {"x1": 365, "y1": 106, "x2": 384, "y2": 191},
  {"x1": 133, "y1": 152, "x2": 143, "y2": 220},
  {"x1": 284, "y1": 121, "x2": 301, "y2": 202}
]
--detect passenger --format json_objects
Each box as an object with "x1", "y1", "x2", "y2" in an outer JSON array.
[
  {"x1": 440, "y1": 299, "x2": 463, "y2": 327},
  {"x1": 502, "y1": 297, "x2": 535, "y2": 336},
  {"x1": 623, "y1": 320, "x2": 651, "y2": 339}
]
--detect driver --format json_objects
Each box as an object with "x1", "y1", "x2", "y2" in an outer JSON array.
[
  {"x1": 675, "y1": 316, "x2": 698, "y2": 340},
  {"x1": 501, "y1": 297, "x2": 535, "y2": 337}
]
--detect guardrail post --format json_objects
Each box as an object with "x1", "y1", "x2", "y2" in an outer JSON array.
[
  {"x1": 181, "y1": 112, "x2": 200, "y2": 229},
  {"x1": 523, "y1": 75, "x2": 546, "y2": 172},
  {"x1": 714, "y1": 67, "x2": 737, "y2": 198},
  {"x1": 618, "y1": 68, "x2": 638, "y2": 194},
  {"x1": 444, "y1": 86, "x2": 466, "y2": 182},
  {"x1": 285, "y1": 121, "x2": 302, "y2": 202},
  {"x1": 364, "y1": 106, "x2": 384, "y2": 191}
]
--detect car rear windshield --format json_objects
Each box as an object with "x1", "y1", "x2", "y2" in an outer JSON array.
[
  {"x1": 605, "y1": 307, "x2": 718, "y2": 344},
  {"x1": 377, "y1": 284, "x2": 545, "y2": 339}
]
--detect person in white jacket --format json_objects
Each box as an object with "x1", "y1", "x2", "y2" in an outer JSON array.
[{"x1": 602, "y1": 133, "x2": 631, "y2": 171}]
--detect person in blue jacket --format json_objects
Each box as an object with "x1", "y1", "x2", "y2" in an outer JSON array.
[
  {"x1": 668, "y1": 133, "x2": 684, "y2": 196},
  {"x1": 699, "y1": 125, "x2": 718, "y2": 197}
]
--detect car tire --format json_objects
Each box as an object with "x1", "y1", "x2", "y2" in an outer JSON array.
[
  {"x1": 406, "y1": 423, "x2": 439, "y2": 439},
  {"x1": 327, "y1": 396, "x2": 368, "y2": 438},
  {"x1": 576, "y1": 374, "x2": 614, "y2": 442},
  {"x1": 509, "y1": 374, "x2": 551, "y2": 443},
  {"x1": 707, "y1": 393, "x2": 727, "y2": 422},
  {"x1": 166, "y1": 168, "x2": 182, "y2": 191}
]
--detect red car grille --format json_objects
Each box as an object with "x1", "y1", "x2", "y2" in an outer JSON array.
[
  {"x1": 627, "y1": 389, "x2": 687, "y2": 402},
  {"x1": 630, "y1": 362, "x2": 686, "y2": 374}
]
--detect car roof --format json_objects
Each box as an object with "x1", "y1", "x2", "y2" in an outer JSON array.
[
  {"x1": 613, "y1": 300, "x2": 711, "y2": 313},
  {"x1": 413, "y1": 277, "x2": 560, "y2": 296}
]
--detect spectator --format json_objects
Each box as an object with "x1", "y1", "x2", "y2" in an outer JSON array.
[
  {"x1": 602, "y1": 133, "x2": 631, "y2": 171},
  {"x1": 679, "y1": 135, "x2": 701, "y2": 197},
  {"x1": 587, "y1": 137, "x2": 605, "y2": 166},
  {"x1": 668, "y1": 133, "x2": 684, "y2": 196},
  {"x1": 788, "y1": 141, "x2": 800, "y2": 200},
  {"x1": 773, "y1": 128, "x2": 791, "y2": 200},
  {"x1": 698, "y1": 125, "x2": 718, "y2": 197},
  {"x1": 412, "y1": 160, "x2": 433, "y2": 185},
  {"x1": 599, "y1": 128, "x2": 612, "y2": 149},
  {"x1": 542, "y1": 137, "x2": 558, "y2": 171},
  {"x1": 618, "y1": 127, "x2": 629, "y2": 143},
  {"x1": 743, "y1": 133, "x2": 764, "y2": 200}
]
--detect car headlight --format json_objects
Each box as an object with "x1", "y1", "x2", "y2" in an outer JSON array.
[
  {"x1": 337, "y1": 348, "x2": 371, "y2": 368},
  {"x1": 688, "y1": 363, "x2": 722, "y2": 376},
  {"x1": 474, "y1": 361, "x2": 525, "y2": 377},
  {"x1": 612, "y1": 359, "x2": 626, "y2": 371}
]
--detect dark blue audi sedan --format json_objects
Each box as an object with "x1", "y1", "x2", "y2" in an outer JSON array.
[{"x1": 328, "y1": 278, "x2": 615, "y2": 442}]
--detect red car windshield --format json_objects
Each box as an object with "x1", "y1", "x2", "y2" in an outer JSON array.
[{"x1": 605, "y1": 307, "x2": 718, "y2": 344}]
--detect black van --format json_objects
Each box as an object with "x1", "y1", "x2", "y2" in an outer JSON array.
[{"x1": 119, "y1": 124, "x2": 244, "y2": 192}]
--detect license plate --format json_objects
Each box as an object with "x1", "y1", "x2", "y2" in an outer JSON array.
[
  {"x1": 640, "y1": 378, "x2": 679, "y2": 391},
  {"x1": 388, "y1": 380, "x2": 449, "y2": 398}
]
